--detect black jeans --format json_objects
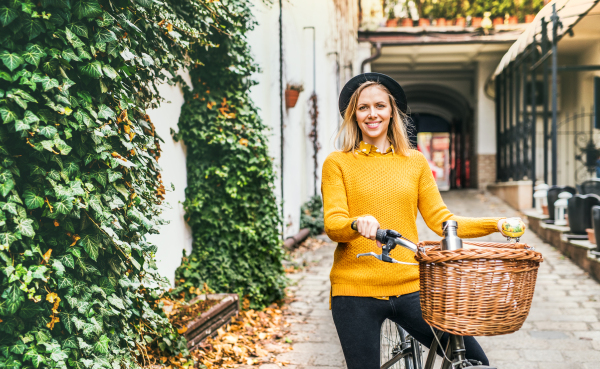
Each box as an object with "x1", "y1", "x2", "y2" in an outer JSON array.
[{"x1": 331, "y1": 293, "x2": 489, "y2": 369}]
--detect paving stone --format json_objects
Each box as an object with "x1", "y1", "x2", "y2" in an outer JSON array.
[
  {"x1": 529, "y1": 330, "x2": 570, "y2": 339},
  {"x1": 520, "y1": 349, "x2": 564, "y2": 361}
]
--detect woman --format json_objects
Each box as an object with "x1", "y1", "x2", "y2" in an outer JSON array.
[{"x1": 322, "y1": 73, "x2": 510, "y2": 368}]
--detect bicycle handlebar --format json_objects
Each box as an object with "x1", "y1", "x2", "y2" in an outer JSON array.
[{"x1": 351, "y1": 220, "x2": 418, "y2": 264}]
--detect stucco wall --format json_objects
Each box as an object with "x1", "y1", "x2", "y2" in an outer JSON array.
[
  {"x1": 147, "y1": 75, "x2": 193, "y2": 286},
  {"x1": 248, "y1": 0, "x2": 359, "y2": 237}
]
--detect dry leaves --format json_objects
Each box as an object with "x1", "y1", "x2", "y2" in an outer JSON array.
[{"x1": 191, "y1": 304, "x2": 292, "y2": 368}]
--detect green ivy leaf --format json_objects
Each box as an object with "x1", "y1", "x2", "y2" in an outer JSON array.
[
  {"x1": 10, "y1": 340, "x2": 27, "y2": 355},
  {"x1": 62, "y1": 48, "x2": 81, "y2": 62},
  {"x1": 24, "y1": 348, "x2": 45, "y2": 368},
  {"x1": 0, "y1": 51, "x2": 24, "y2": 72},
  {"x1": 15, "y1": 120, "x2": 31, "y2": 132},
  {"x1": 39, "y1": 125, "x2": 58, "y2": 138},
  {"x1": 1, "y1": 285, "x2": 24, "y2": 315},
  {"x1": 0, "y1": 7, "x2": 18, "y2": 27},
  {"x1": 17, "y1": 218, "x2": 36, "y2": 238},
  {"x1": 54, "y1": 137, "x2": 72, "y2": 155},
  {"x1": 22, "y1": 44, "x2": 46, "y2": 66},
  {"x1": 101, "y1": 65, "x2": 118, "y2": 79},
  {"x1": 18, "y1": 301, "x2": 44, "y2": 319},
  {"x1": 97, "y1": 105, "x2": 115, "y2": 119},
  {"x1": 79, "y1": 234, "x2": 100, "y2": 261},
  {"x1": 79, "y1": 61, "x2": 103, "y2": 78},
  {"x1": 0, "y1": 107, "x2": 18, "y2": 123},
  {"x1": 93, "y1": 335, "x2": 110, "y2": 355},
  {"x1": 94, "y1": 29, "x2": 117, "y2": 44},
  {"x1": 21, "y1": 18, "x2": 45, "y2": 40},
  {"x1": 23, "y1": 110, "x2": 40, "y2": 125},
  {"x1": 41, "y1": 77, "x2": 60, "y2": 91},
  {"x1": 0, "y1": 233, "x2": 18, "y2": 249},
  {"x1": 68, "y1": 22, "x2": 89, "y2": 38},
  {"x1": 60, "y1": 254, "x2": 75, "y2": 269},
  {"x1": 54, "y1": 198, "x2": 74, "y2": 214},
  {"x1": 24, "y1": 191, "x2": 44, "y2": 209},
  {"x1": 73, "y1": 0, "x2": 103, "y2": 19}
]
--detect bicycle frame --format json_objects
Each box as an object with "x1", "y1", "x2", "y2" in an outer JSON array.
[{"x1": 382, "y1": 328, "x2": 495, "y2": 369}]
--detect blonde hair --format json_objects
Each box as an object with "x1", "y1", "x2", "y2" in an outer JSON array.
[{"x1": 336, "y1": 81, "x2": 412, "y2": 156}]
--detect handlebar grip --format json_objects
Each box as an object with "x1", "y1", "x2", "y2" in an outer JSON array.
[
  {"x1": 376, "y1": 229, "x2": 387, "y2": 243},
  {"x1": 351, "y1": 220, "x2": 357, "y2": 231}
]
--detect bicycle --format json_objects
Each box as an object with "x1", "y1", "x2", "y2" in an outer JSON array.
[{"x1": 351, "y1": 221, "x2": 511, "y2": 369}]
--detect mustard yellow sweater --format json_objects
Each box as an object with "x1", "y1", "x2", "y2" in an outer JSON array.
[{"x1": 321, "y1": 145, "x2": 502, "y2": 298}]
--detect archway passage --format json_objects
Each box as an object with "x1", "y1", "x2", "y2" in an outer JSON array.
[{"x1": 404, "y1": 84, "x2": 474, "y2": 189}]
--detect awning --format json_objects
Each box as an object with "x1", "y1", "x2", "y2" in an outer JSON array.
[{"x1": 492, "y1": 0, "x2": 600, "y2": 78}]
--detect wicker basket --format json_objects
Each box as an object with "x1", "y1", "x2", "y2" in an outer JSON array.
[{"x1": 415, "y1": 241, "x2": 543, "y2": 336}]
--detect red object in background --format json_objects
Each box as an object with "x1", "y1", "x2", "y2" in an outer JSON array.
[
  {"x1": 525, "y1": 14, "x2": 536, "y2": 23},
  {"x1": 419, "y1": 18, "x2": 431, "y2": 27},
  {"x1": 431, "y1": 170, "x2": 437, "y2": 180},
  {"x1": 386, "y1": 18, "x2": 398, "y2": 27},
  {"x1": 285, "y1": 90, "x2": 299, "y2": 108},
  {"x1": 472, "y1": 17, "x2": 483, "y2": 27},
  {"x1": 402, "y1": 18, "x2": 414, "y2": 27},
  {"x1": 508, "y1": 16, "x2": 518, "y2": 24},
  {"x1": 455, "y1": 17, "x2": 466, "y2": 27},
  {"x1": 493, "y1": 17, "x2": 504, "y2": 26},
  {"x1": 436, "y1": 18, "x2": 447, "y2": 27}
]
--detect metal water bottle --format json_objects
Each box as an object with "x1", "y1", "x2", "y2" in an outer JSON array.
[{"x1": 441, "y1": 220, "x2": 463, "y2": 251}]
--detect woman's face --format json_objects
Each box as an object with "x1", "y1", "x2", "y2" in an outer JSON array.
[{"x1": 355, "y1": 85, "x2": 392, "y2": 142}]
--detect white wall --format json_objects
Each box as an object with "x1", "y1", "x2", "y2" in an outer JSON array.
[
  {"x1": 147, "y1": 75, "x2": 193, "y2": 286},
  {"x1": 476, "y1": 58, "x2": 500, "y2": 155},
  {"x1": 248, "y1": 0, "x2": 359, "y2": 237}
]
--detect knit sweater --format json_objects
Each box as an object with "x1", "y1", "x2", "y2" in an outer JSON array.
[{"x1": 321, "y1": 146, "x2": 502, "y2": 298}]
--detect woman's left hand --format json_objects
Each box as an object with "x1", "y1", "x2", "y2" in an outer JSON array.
[{"x1": 497, "y1": 217, "x2": 526, "y2": 239}]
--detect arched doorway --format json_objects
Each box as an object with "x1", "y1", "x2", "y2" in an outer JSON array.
[{"x1": 404, "y1": 84, "x2": 474, "y2": 189}]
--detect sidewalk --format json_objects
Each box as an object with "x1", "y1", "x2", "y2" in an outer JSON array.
[{"x1": 275, "y1": 190, "x2": 600, "y2": 369}]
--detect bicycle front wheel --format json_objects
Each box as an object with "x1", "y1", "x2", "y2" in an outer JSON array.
[{"x1": 379, "y1": 319, "x2": 412, "y2": 369}]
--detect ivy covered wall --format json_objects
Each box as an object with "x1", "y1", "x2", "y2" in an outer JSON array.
[
  {"x1": 0, "y1": 0, "x2": 237, "y2": 368},
  {"x1": 173, "y1": 1, "x2": 286, "y2": 309}
]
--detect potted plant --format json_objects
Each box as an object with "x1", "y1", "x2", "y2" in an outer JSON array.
[
  {"x1": 385, "y1": 0, "x2": 400, "y2": 27},
  {"x1": 522, "y1": 0, "x2": 542, "y2": 23},
  {"x1": 418, "y1": 0, "x2": 433, "y2": 26},
  {"x1": 490, "y1": 0, "x2": 505, "y2": 25},
  {"x1": 285, "y1": 83, "x2": 303, "y2": 108},
  {"x1": 454, "y1": 0, "x2": 469, "y2": 27},
  {"x1": 432, "y1": 0, "x2": 447, "y2": 26},
  {"x1": 469, "y1": 0, "x2": 485, "y2": 27}
]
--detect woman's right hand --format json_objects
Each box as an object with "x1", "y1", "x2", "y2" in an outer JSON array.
[{"x1": 355, "y1": 216, "x2": 382, "y2": 248}]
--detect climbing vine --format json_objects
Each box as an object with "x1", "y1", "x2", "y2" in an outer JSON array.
[
  {"x1": 0, "y1": 0, "x2": 231, "y2": 368},
  {"x1": 173, "y1": 1, "x2": 286, "y2": 309}
]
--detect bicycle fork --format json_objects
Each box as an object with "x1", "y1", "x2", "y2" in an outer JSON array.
[{"x1": 440, "y1": 336, "x2": 467, "y2": 369}]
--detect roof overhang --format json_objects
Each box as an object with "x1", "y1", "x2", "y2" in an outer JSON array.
[
  {"x1": 358, "y1": 26, "x2": 525, "y2": 46},
  {"x1": 492, "y1": 0, "x2": 600, "y2": 78}
]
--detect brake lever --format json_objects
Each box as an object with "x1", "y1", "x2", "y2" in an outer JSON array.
[
  {"x1": 356, "y1": 252, "x2": 418, "y2": 265},
  {"x1": 356, "y1": 238, "x2": 418, "y2": 265}
]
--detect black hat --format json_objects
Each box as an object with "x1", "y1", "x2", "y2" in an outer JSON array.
[{"x1": 338, "y1": 73, "x2": 408, "y2": 116}]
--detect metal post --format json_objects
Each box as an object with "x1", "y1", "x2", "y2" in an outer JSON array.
[
  {"x1": 279, "y1": 0, "x2": 284, "y2": 234},
  {"x1": 509, "y1": 65, "x2": 514, "y2": 180},
  {"x1": 542, "y1": 18, "x2": 549, "y2": 184},
  {"x1": 551, "y1": 3, "x2": 560, "y2": 185},
  {"x1": 503, "y1": 69, "x2": 509, "y2": 181},
  {"x1": 516, "y1": 57, "x2": 522, "y2": 180},
  {"x1": 530, "y1": 40, "x2": 537, "y2": 200},
  {"x1": 496, "y1": 73, "x2": 502, "y2": 183},
  {"x1": 522, "y1": 54, "x2": 528, "y2": 181}
]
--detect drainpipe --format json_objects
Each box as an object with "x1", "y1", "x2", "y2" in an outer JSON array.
[
  {"x1": 279, "y1": 0, "x2": 284, "y2": 237},
  {"x1": 360, "y1": 42, "x2": 382, "y2": 73}
]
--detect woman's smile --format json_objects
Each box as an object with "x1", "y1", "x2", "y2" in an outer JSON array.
[{"x1": 365, "y1": 121, "x2": 381, "y2": 129}]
